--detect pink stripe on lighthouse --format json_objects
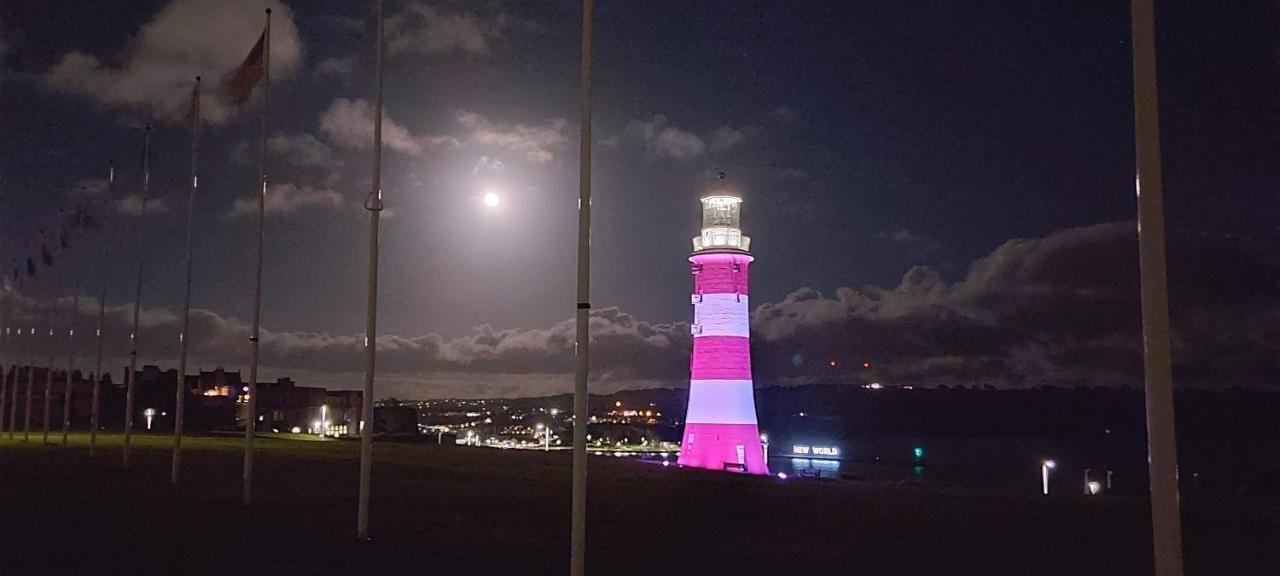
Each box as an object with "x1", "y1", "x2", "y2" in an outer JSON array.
[
  {"x1": 692, "y1": 253, "x2": 752, "y2": 295},
  {"x1": 690, "y1": 337, "x2": 752, "y2": 381}
]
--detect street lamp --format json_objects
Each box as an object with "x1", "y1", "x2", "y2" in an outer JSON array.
[
  {"x1": 760, "y1": 433, "x2": 769, "y2": 460},
  {"x1": 1042, "y1": 459, "x2": 1056, "y2": 495},
  {"x1": 536, "y1": 423, "x2": 551, "y2": 451},
  {"x1": 143, "y1": 408, "x2": 156, "y2": 431}
]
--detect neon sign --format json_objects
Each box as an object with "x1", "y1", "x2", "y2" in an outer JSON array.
[{"x1": 792, "y1": 445, "x2": 839, "y2": 457}]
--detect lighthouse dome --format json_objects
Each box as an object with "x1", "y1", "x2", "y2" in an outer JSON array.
[{"x1": 693, "y1": 175, "x2": 751, "y2": 253}]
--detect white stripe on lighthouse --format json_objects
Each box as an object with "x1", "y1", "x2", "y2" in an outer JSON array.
[
  {"x1": 692, "y1": 293, "x2": 749, "y2": 338},
  {"x1": 685, "y1": 379, "x2": 759, "y2": 424}
]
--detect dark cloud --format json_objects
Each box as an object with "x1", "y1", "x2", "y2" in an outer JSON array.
[
  {"x1": 3, "y1": 222, "x2": 1275, "y2": 396},
  {"x1": 752, "y1": 222, "x2": 1280, "y2": 389}
]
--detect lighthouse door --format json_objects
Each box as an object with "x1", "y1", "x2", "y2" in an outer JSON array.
[{"x1": 735, "y1": 445, "x2": 746, "y2": 465}]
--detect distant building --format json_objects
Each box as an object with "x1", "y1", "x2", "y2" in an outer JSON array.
[
  {"x1": 123, "y1": 365, "x2": 237, "y2": 431},
  {"x1": 188, "y1": 367, "x2": 244, "y2": 397},
  {"x1": 241, "y1": 377, "x2": 361, "y2": 437}
]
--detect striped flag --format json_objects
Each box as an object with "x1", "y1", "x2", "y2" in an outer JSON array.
[{"x1": 223, "y1": 30, "x2": 266, "y2": 106}]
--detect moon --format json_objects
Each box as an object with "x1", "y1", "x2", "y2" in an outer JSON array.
[{"x1": 483, "y1": 191, "x2": 501, "y2": 208}]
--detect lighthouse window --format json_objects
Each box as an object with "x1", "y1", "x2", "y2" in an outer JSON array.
[{"x1": 702, "y1": 196, "x2": 741, "y2": 228}]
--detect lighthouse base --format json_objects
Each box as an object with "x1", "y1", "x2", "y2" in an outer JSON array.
[{"x1": 678, "y1": 423, "x2": 769, "y2": 475}]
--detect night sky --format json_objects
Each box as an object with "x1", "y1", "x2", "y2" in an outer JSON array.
[{"x1": 1, "y1": 0, "x2": 1276, "y2": 397}]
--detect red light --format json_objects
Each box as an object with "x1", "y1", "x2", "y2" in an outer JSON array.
[
  {"x1": 828, "y1": 360, "x2": 837, "y2": 368},
  {"x1": 862, "y1": 361, "x2": 871, "y2": 369}
]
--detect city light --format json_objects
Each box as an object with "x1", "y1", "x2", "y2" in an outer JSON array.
[
  {"x1": 777, "y1": 472, "x2": 788, "y2": 480},
  {"x1": 143, "y1": 408, "x2": 156, "y2": 430},
  {"x1": 1042, "y1": 460, "x2": 1056, "y2": 495},
  {"x1": 1087, "y1": 481, "x2": 1101, "y2": 495}
]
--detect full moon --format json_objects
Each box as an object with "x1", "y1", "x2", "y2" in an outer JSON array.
[{"x1": 483, "y1": 191, "x2": 501, "y2": 207}]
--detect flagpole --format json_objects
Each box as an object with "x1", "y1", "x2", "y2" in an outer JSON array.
[
  {"x1": 43, "y1": 268, "x2": 60, "y2": 445},
  {"x1": 569, "y1": 0, "x2": 593, "y2": 574},
  {"x1": 14, "y1": 325, "x2": 31, "y2": 441},
  {"x1": 356, "y1": 0, "x2": 385, "y2": 541},
  {"x1": 25, "y1": 311, "x2": 38, "y2": 442},
  {"x1": 243, "y1": 7, "x2": 271, "y2": 508},
  {"x1": 173, "y1": 76, "x2": 201, "y2": 485},
  {"x1": 1131, "y1": 0, "x2": 1184, "y2": 574},
  {"x1": 15, "y1": 323, "x2": 27, "y2": 440},
  {"x1": 89, "y1": 162, "x2": 114, "y2": 457},
  {"x1": 123, "y1": 126, "x2": 151, "y2": 469},
  {"x1": 12, "y1": 324, "x2": 27, "y2": 441},
  {"x1": 1, "y1": 301, "x2": 9, "y2": 434},
  {"x1": 61, "y1": 277, "x2": 78, "y2": 446}
]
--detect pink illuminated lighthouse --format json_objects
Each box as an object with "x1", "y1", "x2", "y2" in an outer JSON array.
[{"x1": 678, "y1": 180, "x2": 768, "y2": 474}]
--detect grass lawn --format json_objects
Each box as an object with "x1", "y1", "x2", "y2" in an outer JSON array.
[{"x1": 1, "y1": 433, "x2": 1275, "y2": 575}]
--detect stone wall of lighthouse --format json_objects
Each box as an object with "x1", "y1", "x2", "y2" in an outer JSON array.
[{"x1": 678, "y1": 251, "x2": 768, "y2": 474}]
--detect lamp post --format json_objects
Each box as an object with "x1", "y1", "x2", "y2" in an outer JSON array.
[
  {"x1": 1041, "y1": 459, "x2": 1056, "y2": 495},
  {"x1": 537, "y1": 423, "x2": 550, "y2": 451}
]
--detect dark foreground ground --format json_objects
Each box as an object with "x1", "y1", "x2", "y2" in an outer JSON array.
[{"x1": 1, "y1": 433, "x2": 1276, "y2": 575}]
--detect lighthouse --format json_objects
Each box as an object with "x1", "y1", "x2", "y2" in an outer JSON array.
[{"x1": 678, "y1": 180, "x2": 768, "y2": 474}]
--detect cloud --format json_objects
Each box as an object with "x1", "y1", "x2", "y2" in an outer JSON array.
[
  {"x1": 471, "y1": 155, "x2": 505, "y2": 175},
  {"x1": 6, "y1": 223, "x2": 1274, "y2": 397},
  {"x1": 320, "y1": 97, "x2": 460, "y2": 156},
  {"x1": 606, "y1": 115, "x2": 720, "y2": 159},
  {"x1": 314, "y1": 56, "x2": 353, "y2": 78},
  {"x1": 42, "y1": 0, "x2": 303, "y2": 125},
  {"x1": 116, "y1": 194, "x2": 168, "y2": 215},
  {"x1": 268, "y1": 133, "x2": 337, "y2": 167},
  {"x1": 708, "y1": 125, "x2": 757, "y2": 152},
  {"x1": 387, "y1": 3, "x2": 504, "y2": 56},
  {"x1": 749, "y1": 223, "x2": 1280, "y2": 389},
  {"x1": 457, "y1": 111, "x2": 568, "y2": 164},
  {"x1": 231, "y1": 183, "x2": 343, "y2": 216},
  {"x1": 0, "y1": 291, "x2": 690, "y2": 395}
]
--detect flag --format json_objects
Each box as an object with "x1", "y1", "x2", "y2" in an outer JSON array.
[
  {"x1": 223, "y1": 30, "x2": 266, "y2": 106},
  {"x1": 26, "y1": 258, "x2": 37, "y2": 277},
  {"x1": 186, "y1": 81, "x2": 201, "y2": 126},
  {"x1": 40, "y1": 244, "x2": 54, "y2": 267}
]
